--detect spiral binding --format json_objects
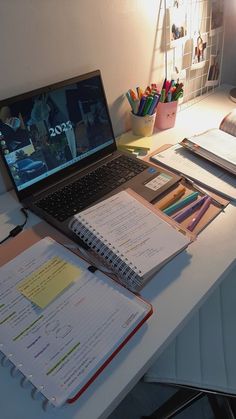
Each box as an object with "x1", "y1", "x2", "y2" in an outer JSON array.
[
  {"x1": 69, "y1": 217, "x2": 143, "y2": 291},
  {"x1": 0, "y1": 345, "x2": 55, "y2": 409}
]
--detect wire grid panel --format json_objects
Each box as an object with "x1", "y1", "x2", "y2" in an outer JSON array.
[{"x1": 154, "y1": 0, "x2": 225, "y2": 109}]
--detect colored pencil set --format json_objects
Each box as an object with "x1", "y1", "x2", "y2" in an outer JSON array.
[{"x1": 126, "y1": 79, "x2": 184, "y2": 117}]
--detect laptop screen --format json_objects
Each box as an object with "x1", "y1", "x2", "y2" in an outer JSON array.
[{"x1": 0, "y1": 71, "x2": 115, "y2": 195}]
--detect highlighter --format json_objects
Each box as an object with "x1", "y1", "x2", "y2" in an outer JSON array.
[
  {"x1": 142, "y1": 96, "x2": 154, "y2": 116},
  {"x1": 163, "y1": 191, "x2": 198, "y2": 216},
  {"x1": 173, "y1": 195, "x2": 208, "y2": 223},
  {"x1": 157, "y1": 185, "x2": 186, "y2": 211}
]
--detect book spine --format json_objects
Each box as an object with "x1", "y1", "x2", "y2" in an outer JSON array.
[{"x1": 69, "y1": 218, "x2": 143, "y2": 292}]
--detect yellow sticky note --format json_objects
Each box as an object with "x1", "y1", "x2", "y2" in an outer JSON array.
[{"x1": 17, "y1": 257, "x2": 81, "y2": 309}]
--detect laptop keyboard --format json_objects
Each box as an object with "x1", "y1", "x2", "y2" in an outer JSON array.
[{"x1": 35, "y1": 155, "x2": 147, "y2": 222}]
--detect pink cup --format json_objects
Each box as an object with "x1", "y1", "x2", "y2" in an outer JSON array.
[{"x1": 155, "y1": 101, "x2": 178, "y2": 130}]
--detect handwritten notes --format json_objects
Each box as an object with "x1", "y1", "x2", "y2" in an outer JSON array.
[{"x1": 17, "y1": 257, "x2": 81, "y2": 308}]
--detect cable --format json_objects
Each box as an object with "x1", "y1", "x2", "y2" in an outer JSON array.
[{"x1": 0, "y1": 207, "x2": 28, "y2": 245}]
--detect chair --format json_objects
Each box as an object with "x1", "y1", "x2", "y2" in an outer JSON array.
[{"x1": 142, "y1": 259, "x2": 236, "y2": 419}]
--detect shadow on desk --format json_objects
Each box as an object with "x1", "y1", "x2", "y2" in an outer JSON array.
[{"x1": 142, "y1": 249, "x2": 192, "y2": 301}]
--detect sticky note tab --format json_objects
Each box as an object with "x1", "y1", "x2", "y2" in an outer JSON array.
[{"x1": 17, "y1": 257, "x2": 81, "y2": 309}]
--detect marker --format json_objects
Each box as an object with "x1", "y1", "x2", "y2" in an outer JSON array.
[
  {"x1": 129, "y1": 89, "x2": 137, "y2": 101},
  {"x1": 174, "y1": 90, "x2": 183, "y2": 101},
  {"x1": 145, "y1": 86, "x2": 152, "y2": 95},
  {"x1": 165, "y1": 80, "x2": 171, "y2": 94},
  {"x1": 173, "y1": 195, "x2": 208, "y2": 223},
  {"x1": 142, "y1": 96, "x2": 154, "y2": 116},
  {"x1": 126, "y1": 91, "x2": 135, "y2": 112},
  {"x1": 162, "y1": 77, "x2": 167, "y2": 90},
  {"x1": 136, "y1": 87, "x2": 144, "y2": 100},
  {"x1": 157, "y1": 185, "x2": 186, "y2": 211},
  {"x1": 160, "y1": 89, "x2": 166, "y2": 103},
  {"x1": 148, "y1": 94, "x2": 160, "y2": 115},
  {"x1": 132, "y1": 99, "x2": 140, "y2": 114},
  {"x1": 166, "y1": 91, "x2": 172, "y2": 102},
  {"x1": 187, "y1": 196, "x2": 212, "y2": 231},
  {"x1": 172, "y1": 83, "x2": 183, "y2": 100},
  {"x1": 163, "y1": 191, "x2": 199, "y2": 216},
  {"x1": 137, "y1": 95, "x2": 147, "y2": 116}
]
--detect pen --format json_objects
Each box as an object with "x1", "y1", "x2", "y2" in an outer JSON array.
[
  {"x1": 156, "y1": 185, "x2": 186, "y2": 211},
  {"x1": 187, "y1": 196, "x2": 212, "y2": 231},
  {"x1": 163, "y1": 191, "x2": 199, "y2": 216},
  {"x1": 173, "y1": 195, "x2": 208, "y2": 223}
]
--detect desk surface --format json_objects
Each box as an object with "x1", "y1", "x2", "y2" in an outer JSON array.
[{"x1": 0, "y1": 85, "x2": 236, "y2": 419}]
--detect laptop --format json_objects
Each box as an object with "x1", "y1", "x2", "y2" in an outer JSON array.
[{"x1": 0, "y1": 70, "x2": 180, "y2": 243}]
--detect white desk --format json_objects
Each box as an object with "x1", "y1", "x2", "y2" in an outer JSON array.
[{"x1": 0, "y1": 85, "x2": 236, "y2": 419}]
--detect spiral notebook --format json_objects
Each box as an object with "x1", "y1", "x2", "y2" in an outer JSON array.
[
  {"x1": 69, "y1": 189, "x2": 193, "y2": 292},
  {"x1": 0, "y1": 236, "x2": 152, "y2": 409}
]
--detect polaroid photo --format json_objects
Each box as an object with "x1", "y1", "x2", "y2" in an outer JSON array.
[
  {"x1": 205, "y1": 54, "x2": 220, "y2": 87},
  {"x1": 191, "y1": 33, "x2": 208, "y2": 70},
  {"x1": 210, "y1": 0, "x2": 224, "y2": 35},
  {"x1": 169, "y1": 1, "x2": 188, "y2": 47}
]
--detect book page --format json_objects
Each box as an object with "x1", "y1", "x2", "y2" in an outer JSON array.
[
  {"x1": 220, "y1": 109, "x2": 236, "y2": 137},
  {"x1": 0, "y1": 238, "x2": 150, "y2": 407},
  {"x1": 151, "y1": 144, "x2": 236, "y2": 200},
  {"x1": 76, "y1": 191, "x2": 190, "y2": 277}
]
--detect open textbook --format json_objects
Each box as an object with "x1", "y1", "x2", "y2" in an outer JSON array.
[
  {"x1": 180, "y1": 109, "x2": 236, "y2": 176},
  {"x1": 150, "y1": 145, "x2": 236, "y2": 200},
  {"x1": 0, "y1": 237, "x2": 152, "y2": 408},
  {"x1": 69, "y1": 189, "x2": 193, "y2": 293}
]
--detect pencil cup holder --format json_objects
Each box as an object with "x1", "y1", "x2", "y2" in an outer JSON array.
[
  {"x1": 130, "y1": 112, "x2": 156, "y2": 137},
  {"x1": 155, "y1": 101, "x2": 178, "y2": 130}
]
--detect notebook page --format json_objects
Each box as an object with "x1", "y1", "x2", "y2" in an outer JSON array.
[
  {"x1": 151, "y1": 145, "x2": 236, "y2": 200},
  {"x1": 76, "y1": 190, "x2": 189, "y2": 277},
  {"x1": 0, "y1": 238, "x2": 149, "y2": 407}
]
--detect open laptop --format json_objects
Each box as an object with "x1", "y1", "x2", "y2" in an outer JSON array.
[{"x1": 0, "y1": 70, "x2": 180, "y2": 243}]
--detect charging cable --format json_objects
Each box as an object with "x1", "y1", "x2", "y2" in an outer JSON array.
[{"x1": 0, "y1": 207, "x2": 28, "y2": 245}]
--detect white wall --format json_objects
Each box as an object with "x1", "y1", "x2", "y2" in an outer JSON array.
[
  {"x1": 0, "y1": 0, "x2": 161, "y2": 193},
  {"x1": 0, "y1": 0, "x2": 235, "y2": 195},
  {"x1": 221, "y1": 0, "x2": 236, "y2": 85}
]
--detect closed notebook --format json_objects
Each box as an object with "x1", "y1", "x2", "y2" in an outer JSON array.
[
  {"x1": 69, "y1": 189, "x2": 193, "y2": 292},
  {"x1": 0, "y1": 237, "x2": 152, "y2": 409}
]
